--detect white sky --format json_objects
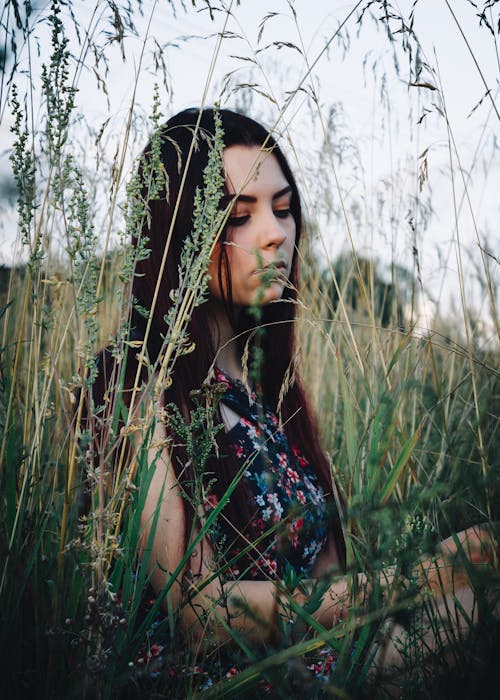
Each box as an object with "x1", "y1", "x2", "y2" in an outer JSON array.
[{"x1": 0, "y1": 0, "x2": 499, "y2": 325}]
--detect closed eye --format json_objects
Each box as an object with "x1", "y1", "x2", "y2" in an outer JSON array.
[
  {"x1": 274, "y1": 208, "x2": 291, "y2": 219},
  {"x1": 227, "y1": 215, "x2": 250, "y2": 227}
]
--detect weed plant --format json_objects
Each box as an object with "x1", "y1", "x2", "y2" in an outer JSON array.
[{"x1": 0, "y1": 1, "x2": 499, "y2": 698}]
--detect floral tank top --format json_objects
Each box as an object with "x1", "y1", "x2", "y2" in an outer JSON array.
[{"x1": 206, "y1": 368, "x2": 329, "y2": 581}]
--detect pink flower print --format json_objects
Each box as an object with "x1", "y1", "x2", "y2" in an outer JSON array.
[
  {"x1": 240, "y1": 417, "x2": 252, "y2": 428},
  {"x1": 307, "y1": 662, "x2": 322, "y2": 675},
  {"x1": 296, "y1": 489, "x2": 306, "y2": 504},
  {"x1": 204, "y1": 494, "x2": 219, "y2": 510},
  {"x1": 277, "y1": 452, "x2": 288, "y2": 469},
  {"x1": 149, "y1": 644, "x2": 163, "y2": 658},
  {"x1": 215, "y1": 368, "x2": 231, "y2": 387},
  {"x1": 232, "y1": 444, "x2": 244, "y2": 458},
  {"x1": 291, "y1": 517, "x2": 304, "y2": 533},
  {"x1": 254, "y1": 516, "x2": 266, "y2": 532},
  {"x1": 324, "y1": 653, "x2": 336, "y2": 672},
  {"x1": 307, "y1": 651, "x2": 337, "y2": 677},
  {"x1": 262, "y1": 555, "x2": 278, "y2": 577},
  {"x1": 292, "y1": 444, "x2": 307, "y2": 467},
  {"x1": 285, "y1": 466, "x2": 300, "y2": 484}
]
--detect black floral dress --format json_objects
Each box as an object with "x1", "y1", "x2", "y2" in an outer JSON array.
[
  {"x1": 132, "y1": 369, "x2": 340, "y2": 691},
  {"x1": 206, "y1": 368, "x2": 330, "y2": 581}
]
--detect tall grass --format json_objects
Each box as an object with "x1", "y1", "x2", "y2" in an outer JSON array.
[{"x1": 0, "y1": 1, "x2": 499, "y2": 697}]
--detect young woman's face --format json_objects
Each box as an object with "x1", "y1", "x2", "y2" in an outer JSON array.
[{"x1": 207, "y1": 145, "x2": 297, "y2": 307}]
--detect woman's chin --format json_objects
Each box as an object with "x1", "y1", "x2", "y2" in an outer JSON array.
[{"x1": 251, "y1": 282, "x2": 286, "y2": 306}]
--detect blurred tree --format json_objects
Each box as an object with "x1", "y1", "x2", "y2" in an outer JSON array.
[{"x1": 321, "y1": 254, "x2": 412, "y2": 330}]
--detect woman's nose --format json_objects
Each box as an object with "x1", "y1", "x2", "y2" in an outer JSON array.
[{"x1": 260, "y1": 211, "x2": 287, "y2": 248}]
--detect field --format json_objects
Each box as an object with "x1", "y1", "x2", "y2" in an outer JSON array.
[{"x1": 0, "y1": 1, "x2": 499, "y2": 697}]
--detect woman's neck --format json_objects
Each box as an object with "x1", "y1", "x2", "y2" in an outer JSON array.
[{"x1": 207, "y1": 299, "x2": 244, "y2": 381}]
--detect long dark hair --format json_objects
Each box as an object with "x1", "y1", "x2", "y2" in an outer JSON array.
[{"x1": 91, "y1": 107, "x2": 344, "y2": 568}]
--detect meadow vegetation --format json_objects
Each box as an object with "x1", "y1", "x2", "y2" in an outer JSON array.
[{"x1": 0, "y1": 1, "x2": 499, "y2": 697}]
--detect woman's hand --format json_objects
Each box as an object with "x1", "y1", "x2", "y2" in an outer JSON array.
[
  {"x1": 275, "y1": 572, "x2": 370, "y2": 631},
  {"x1": 369, "y1": 524, "x2": 498, "y2": 674},
  {"x1": 417, "y1": 523, "x2": 497, "y2": 598},
  {"x1": 437, "y1": 523, "x2": 497, "y2": 564}
]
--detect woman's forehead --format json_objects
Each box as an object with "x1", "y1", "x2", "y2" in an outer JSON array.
[{"x1": 223, "y1": 144, "x2": 289, "y2": 197}]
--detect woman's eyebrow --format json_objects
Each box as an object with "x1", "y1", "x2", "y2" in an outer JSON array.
[
  {"x1": 272, "y1": 185, "x2": 292, "y2": 201},
  {"x1": 220, "y1": 185, "x2": 292, "y2": 208}
]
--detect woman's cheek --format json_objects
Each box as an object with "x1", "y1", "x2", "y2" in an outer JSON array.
[{"x1": 206, "y1": 244, "x2": 230, "y2": 299}]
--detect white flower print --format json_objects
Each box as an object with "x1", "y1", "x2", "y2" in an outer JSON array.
[
  {"x1": 267, "y1": 492, "x2": 284, "y2": 520},
  {"x1": 261, "y1": 506, "x2": 272, "y2": 522}
]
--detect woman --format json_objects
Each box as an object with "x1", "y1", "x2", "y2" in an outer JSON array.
[
  {"x1": 93, "y1": 107, "x2": 495, "y2": 679},
  {"x1": 130, "y1": 107, "x2": 348, "y2": 644}
]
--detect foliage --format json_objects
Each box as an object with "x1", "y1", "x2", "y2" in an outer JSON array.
[{"x1": 1, "y1": 1, "x2": 499, "y2": 698}]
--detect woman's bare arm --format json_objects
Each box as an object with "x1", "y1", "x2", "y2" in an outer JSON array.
[
  {"x1": 138, "y1": 417, "x2": 356, "y2": 643},
  {"x1": 138, "y1": 418, "x2": 291, "y2": 643},
  {"x1": 138, "y1": 418, "x2": 186, "y2": 614},
  {"x1": 139, "y1": 417, "x2": 497, "y2": 647}
]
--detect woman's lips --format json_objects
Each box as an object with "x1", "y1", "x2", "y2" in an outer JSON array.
[
  {"x1": 253, "y1": 260, "x2": 288, "y2": 278},
  {"x1": 263, "y1": 260, "x2": 287, "y2": 272}
]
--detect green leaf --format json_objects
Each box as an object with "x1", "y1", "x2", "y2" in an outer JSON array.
[{"x1": 380, "y1": 423, "x2": 422, "y2": 504}]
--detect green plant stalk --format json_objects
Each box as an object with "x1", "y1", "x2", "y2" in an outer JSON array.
[
  {"x1": 0, "y1": 137, "x2": 54, "y2": 474},
  {"x1": 109, "y1": 39, "x2": 231, "y2": 510},
  {"x1": 438, "y1": 68, "x2": 491, "y2": 518},
  {"x1": 95, "y1": 0, "x2": 159, "y2": 303},
  {"x1": 57, "y1": 382, "x2": 86, "y2": 573}
]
